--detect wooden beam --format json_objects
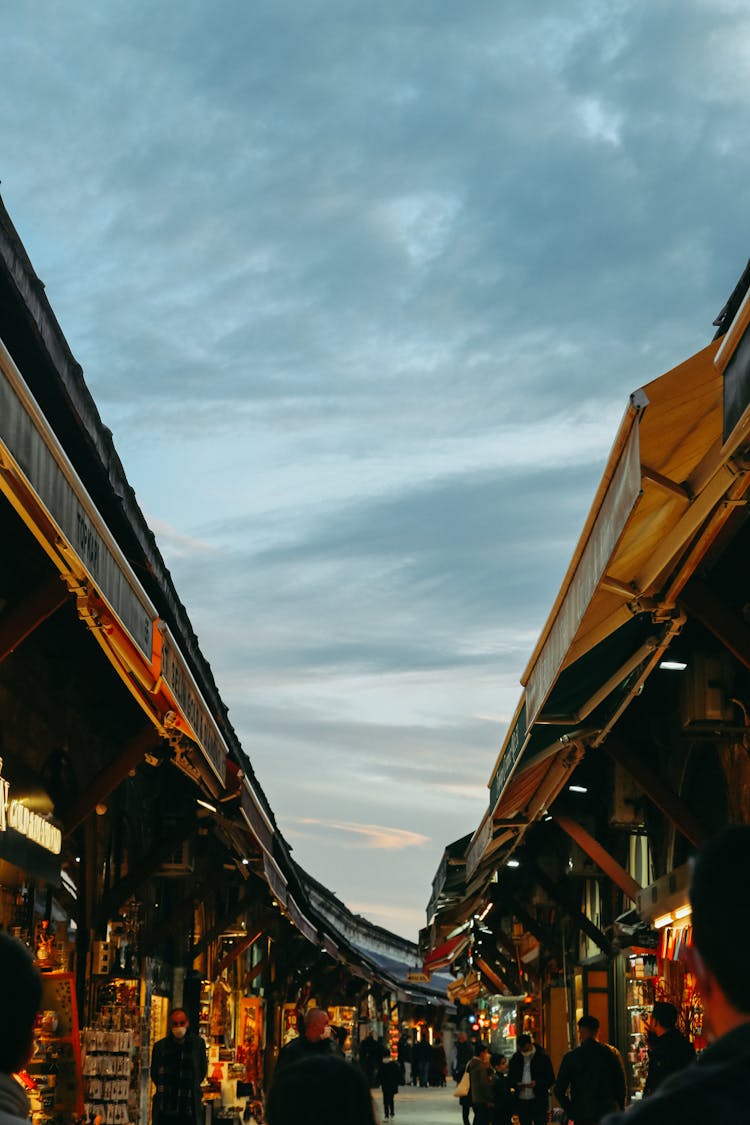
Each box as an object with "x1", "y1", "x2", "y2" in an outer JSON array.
[
  {"x1": 528, "y1": 862, "x2": 612, "y2": 957},
  {"x1": 552, "y1": 815, "x2": 641, "y2": 902},
  {"x1": 681, "y1": 578, "x2": 750, "y2": 672},
  {"x1": 242, "y1": 954, "x2": 269, "y2": 991},
  {"x1": 189, "y1": 884, "x2": 258, "y2": 964},
  {"x1": 98, "y1": 814, "x2": 197, "y2": 923},
  {"x1": 640, "y1": 466, "x2": 691, "y2": 501},
  {"x1": 141, "y1": 879, "x2": 210, "y2": 953},
  {"x1": 602, "y1": 734, "x2": 709, "y2": 848},
  {"x1": 0, "y1": 576, "x2": 69, "y2": 661},
  {"x1": 212, "y1": 930, "x2": 263, "y2": 979},
  {"x1": 64, "y1": 727, "x2": 163, "y2": 835}
]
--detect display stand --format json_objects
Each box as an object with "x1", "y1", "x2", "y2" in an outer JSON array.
[
  {"x1": 27, "y1": 972, "x2": 84, "y2": 1124},
  {"x1": 83, "y1": 978, "x2": 141, "y2": 1125},
  {"x1": 625, "y1": 953, "x2": 656, "y2": 1098}
]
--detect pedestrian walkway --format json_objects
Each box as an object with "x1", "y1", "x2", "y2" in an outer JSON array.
[{"x1": 373, "y1": 1083, "x2": 460, "y2": 1125}]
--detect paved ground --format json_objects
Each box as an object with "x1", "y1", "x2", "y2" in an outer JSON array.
[{"x1": 373, "y1": 1084, "x2": 461, "y2": 1125}]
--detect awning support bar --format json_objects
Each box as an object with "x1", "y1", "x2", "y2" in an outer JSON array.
[
  {"x1": 680, "y1": 578, "x2": 750, "y2": 672},
  {"x1": 0, "y1": 575, "x2": 69, "y2": 662},
  {"x1": 600, "y1": 733, "x2": 708, "y2": 848},
  {"x1": 551, "y1": 814, "x2": 641, "y2": 902}
]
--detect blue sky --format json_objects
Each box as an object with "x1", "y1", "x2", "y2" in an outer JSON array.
[{"x1": 2, "y1": 1, "x2": 749, "y2": 937}]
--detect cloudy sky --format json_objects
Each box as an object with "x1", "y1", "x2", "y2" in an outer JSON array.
[{"x1": 2, "y1": 2, "x2": 748, "y2": 938}]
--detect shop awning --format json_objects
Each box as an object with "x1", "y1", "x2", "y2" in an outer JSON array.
[
  {"x1": 475, "y1": 956, "x2": 511, "y2": 997},
  {"x1": 523, "y1": 338, "x2": 750, "y2": 723},
  {"x1": 423, "y1": 932, "x2": 469, "y2": 973},
  {"x1": 469, "y1": 339, "x2": 750, "y2": 886}
]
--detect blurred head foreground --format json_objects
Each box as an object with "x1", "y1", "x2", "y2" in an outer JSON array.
[
  {"x1": 688, "y1": 824, "x2": 750, "y2": 1036},
  {"x1": 267, "y1": 1056, "x2": 376, "y2": 1125},
  {"x1": 0, "y1": 932, "x2": 42, "y2": 1072}
]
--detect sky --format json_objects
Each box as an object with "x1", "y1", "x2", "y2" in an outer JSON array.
[{"x1": 2, "y1": 1, "x2": 750, "y2": 939}]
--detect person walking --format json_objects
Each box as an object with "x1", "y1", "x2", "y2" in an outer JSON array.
[
  {"x1": 642, "y1": 1001, "x2": 695, "y2": 1096},
  {"x1": 490, "y1": 1054, "x2": 514, "y2": 1125},
  {"x1": 602, "y1": 825, "x2": 750, "y2": 1124},
  {"x1": 276, "y1": 1008, "x2": 341, "y2": 1072},
  {"x1": 508, "y1": 1033, "x2": 555, "y2": 1125},
  {"x1": 380, "y1": 1054, "x2": 401, "y2": 1119},
  {"x1": 453, "y1": 1031, "x2": 474, "y2": 1081},
  {"x1": 429, "y1": 1034, "x2": 448, "y2": 1086},
  {"x1": 0, "y1": 933, "x2": 42, "y2": 1125},
  {"x1": 467, "y1": 1043, "x2": 494, "y2": 1125},
  {"x1": 358, "y1": 1029, "x2": 383, "y2": 1088},
  {"x1": 397, "y1": 1032, "x2": 412, "y2": 1086},
  {"x1": 553, "y1": 1015, "x2": 625, "y2": 1125},
  {"x1": 150, "y1": 1008, "x2": 208, "y2": 1125},
  {"x1": 413, "y1": 1036, "x2": 431, "y2": 1088}
]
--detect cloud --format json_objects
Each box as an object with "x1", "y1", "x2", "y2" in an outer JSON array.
[
  {"x1": 3, "y1": 0, "x2": 749, "y2": 941},
  {"x1": 284, "y1": 817, "x2": 430, "y2": 850},
  {"x1": 145, "y1": 516, "x2": 217, "y2": 559}
]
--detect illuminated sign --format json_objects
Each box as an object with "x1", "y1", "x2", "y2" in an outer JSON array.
[{"x1": 0, "y1": 760, "x2": 62, "y2": 856}]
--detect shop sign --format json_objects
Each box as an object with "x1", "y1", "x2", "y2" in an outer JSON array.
[
  {"x1": 0, "y1": 760, "x2": 61, "y2": 855},
  {"x1": 160, "y1": 624, "x2": 227, "y2": 786},
  {"x1": 525, "y1": 421, "x2": 642, "y2": 726},
  {"x1": 489, "y1": 701, "x2": 528, "y2": 815},
  {"x1": 721, "y1": 312, "x2": 750, "y2": 442},
  {"x1": 407, "y1": 971, "x2": 431, "y2": 982},
  {"x1": 0, "y1": 341, "x2": 155, "y2": 662}
]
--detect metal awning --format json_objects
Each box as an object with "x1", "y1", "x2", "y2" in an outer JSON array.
[
  {"x1": 523, "y1": 338, "x2": 750, "y2": 721},
  {"x1": 423, "y1": 932, "x2": 469, "y2": 973},
  {"x1": 471, "y1": 338, "x2": 750, "y2": 885}
]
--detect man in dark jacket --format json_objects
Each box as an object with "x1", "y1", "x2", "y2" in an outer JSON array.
[
  {"x1": 508, "y1": 1034, "x2": 555, "y2": 1125},
  {"x1": 554, "y1": 1016, "x2": 625, "y2": 1125},
  {"x1": 150, "y1": 1009, "x2": 208, "y2": 1125},
  {"x1": 412, "y1": 1036, "x2": 431, "y2": 1087},
  {"x1": 643, "y1": 1001, "x2": 694, "y2": 1096},
  {"x1": 379, "y1": 1055, "x2": 401, "y2": 1119},
  {"x1": 453, "y1": 1031, "x2": 474, "y2": 1080},
  {"x1": 275, "y1": 1008, "x2": 341, "y2": 1072},
  {"x1": 602, "y1": 825, "x2": 750, "y2": 1125},
  {"x1": 467, "y1": 1044, "x2": 494, "y2": 1125}
]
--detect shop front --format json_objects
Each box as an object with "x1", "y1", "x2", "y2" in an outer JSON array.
[{"x1": 617, "y1": 865, "x2": 702, "y2": 1100}]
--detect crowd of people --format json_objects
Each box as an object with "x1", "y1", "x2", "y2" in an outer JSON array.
[{"x1": 0, "y1": 825, "x2": 746, "y2": 1125}]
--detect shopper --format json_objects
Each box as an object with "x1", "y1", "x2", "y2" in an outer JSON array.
[
  {"x1": 276, "y1": 1008, "x2": 341, "y2": 1072},
  {"x1": 413, "y1": 1035, "x2": 431, "y2": 1087},
  {"x1": 266, "y1": 1055, "x2": 377, "y2": 1125},
  {"x1": 429, "y1": 1034, "x2": 448, "y2": 1086},
  {"x1": 150, "y1": 1008, "x2": 208, "y2": 1125},
  {"x1": 453, "y1": 1031, "x2": 474, "y2": 1081},
  {"x1": 643, "y1": 1001, "x2": 695, "y2": 1096},
  {"x1": 602, "y1": 825, "x2": 750, "y2": 1124},
  {"x1": 467, "y1": 1043, "x2": 494, "y2": 1125},
  {"x1": 357, "y1": 1029, "x2": 383, "y2": 1087},
  {"x1": 490, "y1": 1053, "x2": 514, "y2": 1125},
  {"x1": 508, "y1": 1033, "x2": 555, "y2": 1125},
  {"x1": 553, "y1": 1015, "x2": 625, "y2": 1125},
  {"x1": 397, "y1": 1031, "x2": 412, "y2": 1085},
  {"x1": 0, "y1": 932, "x2": 42, "y2": 1125},
  {"x1": 379, "y1": 1054, "x2": 401, "y2": 1119}
]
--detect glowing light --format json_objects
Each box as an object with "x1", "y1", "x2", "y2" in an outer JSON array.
[{"x1": 654, "y1": 912, "x2": 674, "y2": 929}]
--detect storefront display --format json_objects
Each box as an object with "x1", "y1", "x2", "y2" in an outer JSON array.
[
  {"x1": 625, "y1": 953, "x2": 657, "y2": 1097},
  {"x1": 237, "y1": 998, "x2": 263, "y2": 1092},
  {"x1": 83, "y1": 979, "x2": 141, "y2": 1125},
  {"x1": 27, "y1": 972, "x2": 84, "y2": 1125},
  {"x1": 281, "y1": 1004, "x2": 298, "y2": 1046},
  {"x1": 327, "y1": 1007, "x2": 354, "y2": 1056}
]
